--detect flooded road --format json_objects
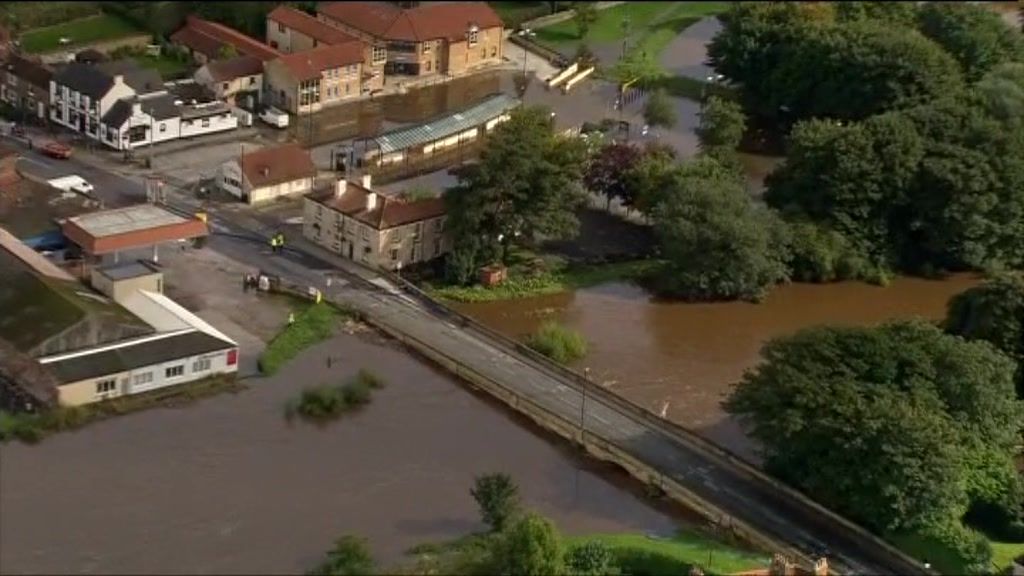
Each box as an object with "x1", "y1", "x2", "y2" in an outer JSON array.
[
  {"x1": 0, "y1": 331, "x2": 683, "y2": 574},
  {"x1": 456, "y1": 275, "x2": 979, "y2": 461}
]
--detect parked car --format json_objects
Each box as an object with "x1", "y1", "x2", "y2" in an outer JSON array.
[
  {"x1": 48, "y1": 175, "x2": 94, "y2": 196},
  {"x1": 259, "y1": 106, "x2": 289, "y2": 129},
  {"x1": 40, "y1": 141, "x2": 72, "y2": 159}
]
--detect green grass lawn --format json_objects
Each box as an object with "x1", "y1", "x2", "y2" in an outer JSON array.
[
  {"x1": 428, "y1": 259, "x2": 664, "y2": 303},
  {"x1": 132, "y1": 54, "x2": 192, "y2": 79},
  {"x1": 567, "y1": 531, "x2": 767, "y2": 575},
  {"x1": 19, "y1": 13, "x2": 143, "y2": 54},
  {"x1": 533, "y1": 2, "x2": 727, "y2": 59},
  {"x1": 990, "y1": 539, "x2": 1024, "y2": 572},
  {"x1": 258, "y1": 303, "x2": 348, "y2": 375}
]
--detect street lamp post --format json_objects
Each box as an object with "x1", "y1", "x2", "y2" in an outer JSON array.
[{"x1": 518, "y1": 28, "x2": 536, "y2": 99}]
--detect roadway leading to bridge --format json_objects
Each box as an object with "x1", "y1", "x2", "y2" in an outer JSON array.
[{"x1": 6, "y1": 134, "x2": 924, "y2": 576}]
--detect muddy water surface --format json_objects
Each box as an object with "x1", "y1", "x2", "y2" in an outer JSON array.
[
  {"x1": 0, "y1": 332, "x2": 682, "y2": 575},
  {"x1": 455, "y1": 276, "x2": 980, "y2": 461}
]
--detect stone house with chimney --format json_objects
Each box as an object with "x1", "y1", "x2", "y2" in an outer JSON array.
[{"x1": 303, "y1": 174, "x2": 450, "y2": 270}]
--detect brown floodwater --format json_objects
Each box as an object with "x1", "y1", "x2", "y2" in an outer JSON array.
[
  {"x1": 0, "y1": 331, "x2": 685, "y2": 575},
  {"x1": 455, "y1": 275, "x2": 980, "y2": 462}
]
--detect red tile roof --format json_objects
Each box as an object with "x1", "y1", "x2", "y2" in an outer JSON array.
[
  {"x1": 310, "y1": 181, "x2": 446, "y2": 230},
  {"x1": 274, "y1": 42, "x2": 364, "y2": 82},
  {"x1": 240, "y1": 143, "x2": 317, "y2": 188},
  {"x1": 172, "y1": 16, "x2": 281, "y2": 62},
  {"x1": 318, "y1": 1, "x2": 502, "y2": 42},
  {"x1": 268, "y1": 5, "x2": 360, "y2": 46}
]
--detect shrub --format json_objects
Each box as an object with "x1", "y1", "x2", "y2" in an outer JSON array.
[
  {"x1": 289, "y1": 385, "x2": 348, "y2": 422},
  {"x1": 527, "y1": 321, "x2": 588, "y2": 363},
  {"x1": 311, "y1": 534, "x2": 375, "y2": 576},
  {"x1": 341, "y1": 380, "x2": 372, "y2": 407},
  {"x1": 354, "y1": 369, "x2": 385, "y2": 390},
  {"x1": 785, "y1": 220, "x2": 882, "y2": 283},
  {"x1": 471, "y1": 473, "x2": 521, "y2": 532}
]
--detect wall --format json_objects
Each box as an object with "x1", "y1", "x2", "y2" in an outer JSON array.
[
  {"x1": 446, "y1": 27, "x2": 502, "y2": 76},
  {"x1": 179, "y1": 110, "x2": 238, "y2": 139},
  {"x1": 56, "y1": 346, "x2": 237, "y2": 407},
  {"x1": 265, "y1": 19, "x2": 295, "y2": 52},
  {"x1": 263, "y1": 60, "x2": 298, "y2": 113},
  {"x1": 88, "y1": 270, "x2": 162, "y2": 302},
  {"x1": 249, "y1": 176, "x2": 313, "y2": 205},
  {"x1": 375, "y1": 216, "x2": 450, "y2": 270},
  {"x1": 319, "y1": 64, "x2": 361, "y2": 105},
  {"x1": 219, "y1": 159, "x2": 245, "y2": 199},
  {"x1": 196, "y1": 67, "x2": 263, "y2": 103}
]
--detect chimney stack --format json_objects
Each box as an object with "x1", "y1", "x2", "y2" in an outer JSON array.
[
  {"x1": 361, "y1": 173, "x2": 372, "y2": 190},
  {"x1": 113, "y1": 74, "x2": 125, "y2": 85},
  {"x1": 334, "y1": 178, "x2": 346, "y2": 198},
  {"x1": 366, "y1": 191, "x2": 378, "y2": 211},
  {"x1": 261, "y1": 166, "x2": 270, "y2": 177}
]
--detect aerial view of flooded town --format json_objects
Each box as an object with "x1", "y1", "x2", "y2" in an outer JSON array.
[{"x1": 1, "y1": 1, "x2": 1022, "y2": 575}]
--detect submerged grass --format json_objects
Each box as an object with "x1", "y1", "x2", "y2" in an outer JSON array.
[
  {"x1": 284, "y1": 369, "x2": 386, "y2": 424},
  {"x1": 526, "y1": 321, "x2": 588, "y2": 364},
  {"x1": 429, "y1": 259, "x2": 664, "y2": 303},
  {"x1": 259, "y1": 303, "x2": 348, "y2": 375}
]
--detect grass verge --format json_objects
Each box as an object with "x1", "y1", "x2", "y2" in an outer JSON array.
[
  {"x1": 429, "y1": 259, "x2": 664, "y2": 303},
  {"x1": 284, "y1": 369, "x2": 386, "y2": 424},
  {"x1": 990, "y1": 539, "x2": 1024, "y2": 572},
  {"x1": 0, "y1": 375, "x2": 244, "y2": 444},
  {"x1": 527, "y1": 321, "x2": 588, "y2": 364},
  {"x1": 258, "y1": 303, "x2": 348, "y2": 376},
  {"x1": 19, "y1": 13, "x2": 143, "y2": 53},
  {"x1": 566, "y1": 531, "x2": 768, "y2": 575}
]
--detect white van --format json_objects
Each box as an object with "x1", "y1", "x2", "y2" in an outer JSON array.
[
  {"x1": 259, "y1": 107, "x2": 289, "y2": 129},
  {"x1": 48, "y1": 175, "x2": 94, "y2": 196}
]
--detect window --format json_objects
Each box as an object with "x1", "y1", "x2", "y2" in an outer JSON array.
[
  {"x1": 360, "y1": 226, "x2": 369, "y2": 240},
  {"x1": 372, "y1": 45, "x2": 386, "y2": 65},
  {"x1": 433, "y1": 218, "x2": 443, "y2": 232},
  {"x1": 414, "y1": 222, "x2": 423, "y2": 236},
  {"x1": 433, "y1": 237, "x2": 441, "y2": 256},
  {"x1": 249, "y1": 76, "x2": 257, "y2": 86},
  {"x1": 468, "y1": 29, "x2": 479, "y2": 46},
  {"x1": 345, "y1": 83, "x2": 350, "y2": 95},
  {"x1": 426, "y1": 60, "x2": 431, "y2": 72},
  {"x1": 192, "y1": 357, "x2": 212, "y2": 372},
  {"x1": 278, "y1": 22, "x2": 285, "y2": 33},
  {"x1": 133, "y1": 372, "x2": 153, "y2": 386},
  {"x1": 491, "y1": 46, "x2": 497, "y2": 57},
  {"x1": 423, "y1": 42, "x2": 431, "y2": 54},
  {"x1": 202, "y1": 118, "x2": 210, "y2": 127},
  {"x1": 96, "y1": 379, "x2": 117, "y2": 394},
  {"x1": 390, "y1": 248, "x2": 398, "y2": 261},
  {"x1": 166, "y1": 365, "x2": 184, "y2": 378},
  {"x1": 222, "y1": 82, "x2": 229, "y2": 90},
  {"x1": 159, "y1": 123, "x2": 166, "y2": 133}
]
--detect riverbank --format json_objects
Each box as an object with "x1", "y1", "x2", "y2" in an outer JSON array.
[{"x1": 429, "y1": 258, "x2": 663, "y2": 303}]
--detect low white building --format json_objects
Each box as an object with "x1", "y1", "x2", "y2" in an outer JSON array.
[
  {"x1": 219, "y1": 142, "x2": 317, "y2": 204},
  {"x1": 49, "y1": 60, "x2": 162, "y2": 140},
  {"x1": 99, "y1": 92, "x2": 238, "y2": 151}
]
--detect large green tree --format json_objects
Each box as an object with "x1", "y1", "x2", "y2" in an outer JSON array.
[
  {"x1": 727, "y1": 320, "x2": 1023, "y2": 572},
  {"x1": 444, "y1": 106, "x2": 588, "y2": 270},
  {"x1": 470, "y1": 473, "x2": 521, "y2": 533},
  {"x1": 917, "y1": 2, "x2": 1024, "y2": 80},
  {"x1": 946, "y1": 272, "x2": 1024, "y2": 391},
  {"x1": 652, "y1": 157, "x2": 789, "y2": 301},
  {"x1": 696, "y1": 95, "x2": 747, "y2": 166},
  {"x1": 492, "y1": 513, "x2": 563, "y2": 576},
  {"x1": 835, "y1": 1, "x2": 919, "y2": 27},
  {"x1": 583, "y1": 142, "x2": 642, "y2": 211}
]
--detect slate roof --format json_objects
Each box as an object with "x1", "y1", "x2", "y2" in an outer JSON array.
[
  {"x1": 43, "y1": 330, "x2": 235, "y2": 384},
  {"x1": 370, "y1": 93, "x2": 518, "y2": 154},
  {"x1": 100, "y1": 99, "x2": 133, "y2": 128},
  {"x1": 318, "y1": 1, "x2": 502, "y2": 42},
  {"x1": 308, "y1": 181, "x2": 446, "y2": 230},
  {"x1": 53, "y1": 62, "x2": 115, "y2": 99},
  {"x1": 138, "y1": 93, "x2": 180, "y2": 120},
  {"x1": 98, "y1": 60, "x2": 163, "y2": 94},
  {"x1": 239, "y1": 143, "x2": 317, "y2": 188},
  {"x1": 3, "y1": 53, "x2": 52, "y2": 89}
]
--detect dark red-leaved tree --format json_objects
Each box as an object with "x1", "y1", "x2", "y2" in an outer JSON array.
[{"x1": 583, "y1": 142, "x2": 642, "y2": 211}]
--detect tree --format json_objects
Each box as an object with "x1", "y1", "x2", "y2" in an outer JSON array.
[
  {"x1": 917, "y1": 2, "x2": 1024, "y2": 80},
  {"x1": 623, "y1": 142, "x2": 678, "y2": 214},
  {"x1": 572, "y1": 2, "x2": 598, "y2": 39},
  {"x1": 470, "y1": 473, "x2": 521, "y2": 532},
  {"x1": 312, "y1": 535, "x2": 375, "y2": 576},
  {"x1": 835, "y1": 2, "x2": 918, "y2": 27},
  {"x1": 444, "y1": 106, "x2": 589, "y2": 269},
  {"x1": 564, "y1": 541, "x2": 619, "y2": 576},
  {"x1": 492, "y1": 512, "x2": 563, "y2": 576},
  {"x1": 696, "y1": 95, "x2": 746, "y2": 163},
  {"x1": 612, "y1": 48, "x2": 662, "y2": 87},
  {"x1": 584, "y1": 142, "x2": 641, "y2": 210},
  {"x1": 652, "y1": 157, "x2": 790, "y2": 301},
  {"x1": 218, "y1": 43, "x2": 239, "y2": 59},
  {"x1": 726, "y1": 320, "x2": 1023, "y2": 571},
  {"x1": 643, "y1": 89, "x2": 676, "y2": 129},
  {"x1": 946, "y1": 272, "x2": 1024, "y2": 391}
]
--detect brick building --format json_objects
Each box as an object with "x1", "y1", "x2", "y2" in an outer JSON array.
[{"x1": 316, "y1": 1, "x2": 503, "y2": 78}]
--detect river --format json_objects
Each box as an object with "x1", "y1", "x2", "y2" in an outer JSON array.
[
  {"x1": 0, "y1": 331, "x2": 685, "y2": 574},
  {"x1": 455, "y1": 275, "x2": 980, "y2": 462}
]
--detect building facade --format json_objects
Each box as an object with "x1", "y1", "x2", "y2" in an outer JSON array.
[
  {"x1": 317, "y1": 2, "x2": 503, "y2": 78},
  {"x1": 219, "y1": 143, "x2": 317, "y2": 204},
  {"x1": 1, "y1": 53, "x2": 53, "y2": 121},
  {"x1": 193, "y1": 55, "x2": 263, "y2": 107},
  {"x1": 303, "y1": 175, "x2": 451, "y2": 270},
  {"x1": 263, "y1": 42, "x2": 368, "y2": 114}
]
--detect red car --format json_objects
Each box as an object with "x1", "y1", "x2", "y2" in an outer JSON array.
[{"x1": 40, "y1": 141, "x2": 72, "y2": 159}]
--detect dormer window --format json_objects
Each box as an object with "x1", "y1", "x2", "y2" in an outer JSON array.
[{"x1": 467, "y1": 24, "x2": 479, "y2": 47}]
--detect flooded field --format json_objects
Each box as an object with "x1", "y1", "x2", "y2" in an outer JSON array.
[
  {"x1": 0, "y1": 331, "x2": 684, "y2": 574},
  {"x1": 456, "y1": 275, "x2": 980, "y2": 461}
]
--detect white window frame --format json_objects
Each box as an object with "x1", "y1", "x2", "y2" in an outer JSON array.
[
  {"x1": 192, "y1": 357, "x2": 212, "y2": 373},
  {"x1": 372, "y1": 45, "x2": 386, "y2": 65},
  {"x1": 165, "y1": 365, "x2": 185, "y2": 379},
  {"x1": 95, "y1": 379, "x2": 117, "y2": 394},
  {"x1": 468, "y1": 29, "x2": 479, "y2": 47},
  {"x1": 132, "y1": 371, "x2": 153, "y2": 386}
]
